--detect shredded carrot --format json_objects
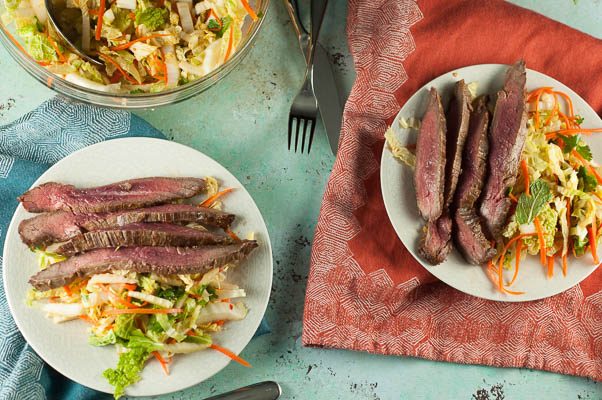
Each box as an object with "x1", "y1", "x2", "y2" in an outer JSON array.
[
  {"x1": 555, "y1": 91, "x2": 574, "y2": 119},
  {"x1": 543, "y1": 92, "x2": 558, "y2": 126},
  {"x1": 225, "y1": 228, "x2": 240, "y2": 242},
  {"x1": 210, "y1": 344, "x2": 251, "y2": 367},
  {"x1": 239, "y1": 0, "x2": 258, "y2": 21},
  {"x1": 200, "y1": 188, "x2": 234, "y2": 207},
  {"x1": 63, "y1": 285, "x2": 73, "y2": 296},
  {"x1": 508, "y1": 193, "x2": 518, "y2": 203},
  {"x1": 223, "y1": 26, "x2": 234, "y2": 62},
  {"x1": 153, "y1": 351, "x2": 170, "y2": 375},
  {"x1": 547, "y1": 255, "x2": 554, "y2": 278},
  {"x1": 527, "y1": 87, "x2": 553, "y2": 102},
  {"x1": 534, "y1": 217, "x2": 547, "y2": 267},
  {"x1": 521, "y1": 159, "x2": 530, "y2": 195},
  {"x1": 79, "y1": 315, "x2": 94, "y2": 324},
  {"x1": 46, "y1": 76, "x2": 54, "y2": 88},
  {"x1": 562, "y1": 254, "x2": 568, "y2": 277},
  {"x1": 496, "y1": 233, "x2": 536, "y2": 291},
  {"x1": 102, "y1": 308, "x2": 182, "y2": 316},
  {"x1": 123, "y1": 283, "x2": 137, "y2": 291},
  {"x1": 110, "y1": 33, "x2": 171, "y2": 51},
  {"x1": 99, "y1": 54, "x2": 138, "y2": 84},
  {"x1": 47, "y1": 35, "x2": 66, "y2": 63},
  {"x1": 487, "y1": 260, "x2": 526, "y2": 295},
  {"x1": 534, "y1": 89, "x2": 543, "y2": 129},
  {"x1": 95, "y1": 0, "x2": 106, "y2": 41},
  {"x1": 508, "y1": 240, "x2": 522, "y2": 287},
  {"x1": 215, "y1": 320, "x2": 225, "y2": 326},
  {"x1": 129, "y1": 11, "x2": 136, "y2": 20},
  {"x1": 589, "y1": 215, "x2": 599, "y2": 265}
]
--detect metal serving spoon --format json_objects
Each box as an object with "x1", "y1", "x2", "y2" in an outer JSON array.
[{"x1": 44, "y1": 0, "x2": 103, "y2": 65}]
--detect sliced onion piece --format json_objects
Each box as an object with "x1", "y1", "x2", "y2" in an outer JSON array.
[
  {"x1": 127, "y1": 290, "x2": 174, "y2": 308},
  {"x1": 176, "y1": 2, "x2": 194, "y2": 33},
  {"x1": 30, "y1": 0, "x2": 48, "y2": 23},
  {"x1": 116, "y1": 0, "x2": 136, "y2": 9},
  {"x1": 161, "y1": 45, "x2": 180, "y2": 88},
  {"x1": 65, "y1": 73, "x2": 122, "y2": 92}
]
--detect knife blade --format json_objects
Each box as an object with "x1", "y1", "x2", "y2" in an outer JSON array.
[
  {"x1": 284, "y1": 0, "x2": 343, "y2": 155},
  {"x1": 312, "y1": 44, "x2": 343, "y2": 154}
]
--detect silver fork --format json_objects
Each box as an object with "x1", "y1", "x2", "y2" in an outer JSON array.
[{"x1": 288, "y1": 0, "x2": 329, "y2": 153}]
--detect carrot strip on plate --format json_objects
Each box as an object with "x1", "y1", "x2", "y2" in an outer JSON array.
[
  {"x1": 547, "y1": 255, "x2": 554, "y2": 278},
  {"x1": 200, "y1": 188, "x2": 234, "y2": 207},
  {"x1": 210, "y1": 344, "x2": 251, "y2": 367},
  {"x1": 521, "y1": 159, "x2": 530, "y2": 195},
  {"x1": 562, "y1": 254, "x2": 568, "y2": 277},
  {"x1": 153, "y1": 351, "x2": 170, "y2": 375},
  {"x1": 508, "y1": 240, "x2": 522, "y2": 287},
  {"x1": 572, "y1": 149, "x2": 602, "y2": 184},
  {"x1": 589, "y1": 214, "x2": 599, "y2": 265}
]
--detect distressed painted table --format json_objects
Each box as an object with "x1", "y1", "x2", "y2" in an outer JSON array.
[{"x1": 1, "y1": 1, "x2": 601, "y2": 399}]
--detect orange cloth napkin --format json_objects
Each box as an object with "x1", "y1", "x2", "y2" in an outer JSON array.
[{"x1": 303, "y1": 0, "x2": 602, "y2": 380}]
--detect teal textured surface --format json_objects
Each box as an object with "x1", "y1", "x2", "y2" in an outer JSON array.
[{"x1": 0, "y1": 0, "x2": 600, "y2": 399}]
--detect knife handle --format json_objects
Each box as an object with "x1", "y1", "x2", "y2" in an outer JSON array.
[
  {"x1": 202, "y1": 381, "x2": 282, "y2": 400},
  {"x1": 307, "y1": 0, "x2": 328, "y2": 66}
]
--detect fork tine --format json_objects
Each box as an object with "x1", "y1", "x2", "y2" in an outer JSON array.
[
  {"x1": 301, "y1": 118, "x2": 308, "y2": 153},
  {"x1": 288, "y1": 115, "x2": 293, "y2": 150},
  {"x1": 294, "y1": 117, "x2": 301, "y2": 153},
  {"x1": 307, "y1": 119, "x2": 316, "y2": 154}
]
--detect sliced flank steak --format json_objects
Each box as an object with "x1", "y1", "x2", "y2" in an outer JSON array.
[
  {"x1": 29, "y1": 241, "x2": 258, "y2": 291},
  {"x1": 414, "y1": 87, "x2": 447, "y2": 221},
  {"x1": 55, "y1": 223, "x2": 233, "y2": 256},
  {"x1": 453, "y1": 96, "x2": 496, "y2": 265},
  {"x1": 414, "y1": 88, "x2": 453, "y2": 265},
  {"x1": 443, "y1": 79, "x2": 472, "y2": 210},
  {"x1": 19, "y1": 204, "x2": 235, "y2": 248},
  {"x1": 479, "y1": 61, "x2": 528, "y2": 238},
  {"x1": 19, "y1": 177, "x2": 206, "y2": 213}
]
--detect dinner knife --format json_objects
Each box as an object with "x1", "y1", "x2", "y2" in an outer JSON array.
[
  {"x1": 284, "y1": 0, "x2": 343, "y2": 155},
  {"x1": 202, "y1": 381, "x2": 282, "y2": 400}
]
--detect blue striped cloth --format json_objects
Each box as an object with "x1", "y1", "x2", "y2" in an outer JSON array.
[{"x1": 0, "y1": 97, "x2": 269, "y2": 400}]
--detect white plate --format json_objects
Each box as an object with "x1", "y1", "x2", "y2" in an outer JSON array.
[
  {"x1": 2, "y1": 138, "x2": 273, "y2": 396},
  {"x1": 381, "y1": 64, "x2": 601, "y2": 302}
]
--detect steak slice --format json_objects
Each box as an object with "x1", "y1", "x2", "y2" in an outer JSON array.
[
  {"x1": 19, "y1": 204, "x2": 235, "y2": 247},
  {"x1": 29, "y1": 241, "x2": 258, "y2": 291},
  {"x1": 444, "y1": 80, "x2": 472, "y2": 209},
  {"x1": 455, "y1": 209, "x2": 496, "y2": 265},
  {"x1": 55, "y1": 223, "x2": 233, "y2": 255},
  {"x1": 415, "y1": 88, "x2": 447, "y2": 221},
  {"x1": 454, "y1": 96, "x2": 496, "y2": 265},
  {"x1": 19, "y1": 177, "x2": 206, "y2": 213},
  {"x1": 418, "y1": 215, "x2": 452, "y2": 265},
  {"x1": 479, "y1": 61, "x2": 528, "y2": 238}
]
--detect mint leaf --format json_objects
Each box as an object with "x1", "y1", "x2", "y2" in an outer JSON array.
[
  {"x1": 576, "y1": 143, "x2": 592, "y2": 161},
  {"x1": 558, "y1": 134, "x2": 579, "y2": 153},
  {"x1": 515, "y1": 180, "x2": 552, "y2": 225},
  {"x1": 578, "y1": 166, "x2": 597, "y2": 192}
]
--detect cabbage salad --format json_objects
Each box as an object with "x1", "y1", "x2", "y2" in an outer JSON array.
[
  {"x1": 1, "y1": 0, "x2": 259, "y2": 93},
  {"x1": 491, "y1": 87, "x2": 602, "y2": 294}
]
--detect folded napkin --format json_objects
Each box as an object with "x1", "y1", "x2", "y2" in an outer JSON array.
[
  {"x1": 303, "y1": 0, "x2": 602, "y2": 381},
  {"x1": 0, "y1": 97, "x2": 269, "y2": 399}
]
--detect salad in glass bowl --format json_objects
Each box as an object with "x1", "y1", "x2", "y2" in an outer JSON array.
[{"x1": 1, "y1": 0, "x2": 260, "y2": 93}]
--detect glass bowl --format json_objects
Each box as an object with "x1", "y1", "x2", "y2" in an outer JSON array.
[{"x1": 0, "y1": 0, "x2": 268, "y2": 108}]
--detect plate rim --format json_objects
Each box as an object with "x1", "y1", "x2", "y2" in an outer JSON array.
[
  {"x1": 380, "y1": 63, "x2": 601, "y2": 302},
  {"x1": 2, "y1": 136, "x2": 273, "y2": 395}
]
